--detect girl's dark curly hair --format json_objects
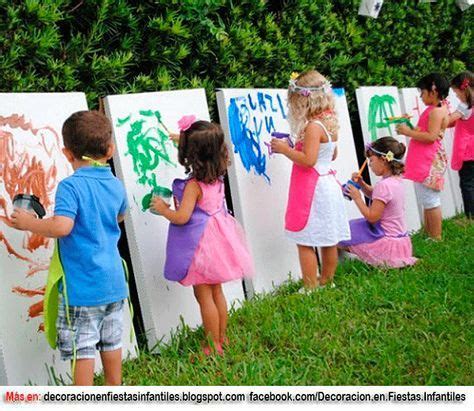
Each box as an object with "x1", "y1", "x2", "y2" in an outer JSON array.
[
  {"x1": 365, "y1": 136, "x2": 406, "y2": 175},
  {"x1": 178, "y1": 120, "x2": 229, "y2": 183}
]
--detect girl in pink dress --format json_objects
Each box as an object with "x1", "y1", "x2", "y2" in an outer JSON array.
[
  {"x1": 151, "y1": 120, "x2": 253, "y2": 356},
  {"x1": 396, "y1": 73, "x2": 449, "y2": 240},
  {"x1": 448, "y1": 71, "x2": 474, "y2": 218},
  {"x1": 340, "y1": 137, "x2": 418, "y2": 268}
]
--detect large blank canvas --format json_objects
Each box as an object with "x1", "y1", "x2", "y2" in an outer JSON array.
[
  {"x1": 356, "y1": 87, "x2": 421, "y2": 233},
  {"x1": 104, "y1": 89, "x2": 245, "y2": 349},
  {"x1": 0, "y1": 93, "x2": 136, "y2": 385},
  {"x1": 217, "y1": 88, "x2": 360, "y2": 293},
  {"x1": 399, "y1": 88, "x2": 460, "y2": 218}
]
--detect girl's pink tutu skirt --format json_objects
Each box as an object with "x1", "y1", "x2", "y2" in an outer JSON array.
[{"x1": 349, "y1": 236, "x2": 418, "y2": 268}]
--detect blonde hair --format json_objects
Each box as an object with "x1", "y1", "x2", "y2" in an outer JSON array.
[{"x1": 287, "y1": 70, "x2": 338, "y2": 141}]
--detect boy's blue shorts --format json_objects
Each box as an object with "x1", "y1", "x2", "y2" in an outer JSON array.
[{"x1": 56, "y1": 299, "x2": 124, "y2": 361}]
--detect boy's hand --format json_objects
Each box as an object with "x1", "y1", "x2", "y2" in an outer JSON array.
[
  {"x1": 270, "y1": 138, "x2": 290, "y2": 155},
  {"x1": 11, "y1": 208, "x2": 36, "y2": 231},
  {"x1": 347, "y1": 184, "x2": 361, "y2": 201},
  {"x1": 151, "y1": 196, "x2": 170, "y2": 215}
]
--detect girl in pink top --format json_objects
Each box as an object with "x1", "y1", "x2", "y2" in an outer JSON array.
[
  {"x1": 448, "y1": 71, "x2": 474, "y2": 218},
  {"x1": 339, "y1": 137, "x2": 417, "y2": 268},
  {"x1": 397, "y1": 73, "x2": 449, "y2": 240}
]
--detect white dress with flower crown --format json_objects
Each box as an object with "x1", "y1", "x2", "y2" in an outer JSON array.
[{"x1": 285, "y1": 120, "x2": 351, "y2": 246}]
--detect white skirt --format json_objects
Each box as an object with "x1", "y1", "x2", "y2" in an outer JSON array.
[{"x1": 285, "y1": 175, "x2": 350, "y2": 247}]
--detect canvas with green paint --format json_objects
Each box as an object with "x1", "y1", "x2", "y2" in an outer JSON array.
[
  {"x1": 356, "y1": 86, "x2": 421, "y2": 233},
  {"x1": 104, "y1": 90, "x2": 245, "y2": 350}
]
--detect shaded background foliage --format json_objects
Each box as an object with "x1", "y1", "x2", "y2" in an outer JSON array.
[{"x1": 1, "y1": 0, "x2": 472, "y2": 117}]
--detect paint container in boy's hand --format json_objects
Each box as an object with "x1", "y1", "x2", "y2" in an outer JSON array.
[
  {"x1": 12, "y1": 194, "x2": 46, "y2": 218},
  {"x1": 149, "y1": 186, "x2": 173, "y2": 215},
  {"x1": 342, "y1": 180, "x2": 361, "y2": 201}
]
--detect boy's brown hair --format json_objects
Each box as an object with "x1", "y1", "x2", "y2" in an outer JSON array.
[{"x1": 62, "y1": 110, "x2": 112, "y2": 159}]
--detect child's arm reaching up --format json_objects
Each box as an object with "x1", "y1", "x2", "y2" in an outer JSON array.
[
  {"x1": 346, "y1": 184, "x2": 385, "y2": 224},
  {"x1": 270, "y1": 122, "x2": 321, "y2": 167},
  {"x1": 151, "y1": 180, "x2": 201, "y2": 225},
  {"x1": 11, "y1": 210, "x2": 74, "y2": 238}
]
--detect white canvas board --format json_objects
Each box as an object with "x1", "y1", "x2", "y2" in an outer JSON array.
[
  {"x1": 356, "y1": 87, "x2": 422, "y2": 233},
  {"x1": 217, "y1": 88, "x2": 360, "y2": 293},
  {"x1": 104, "y1": 89, "x2": 245, "y2": 349},
  {"x1": 0, "y1": 93, "x2": 137, "y2": 385},
  {"x1": 399, "y1": 88, "x2": 460, "y2": 218}
]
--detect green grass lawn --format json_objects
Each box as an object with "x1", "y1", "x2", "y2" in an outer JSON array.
[{"x1": 104, "y1": 217, "x2": 473, "y2": 385}]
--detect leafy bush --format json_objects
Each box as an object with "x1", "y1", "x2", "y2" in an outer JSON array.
[{"x1": 0, "y1": 0, "x2": 472, "y2": 117}]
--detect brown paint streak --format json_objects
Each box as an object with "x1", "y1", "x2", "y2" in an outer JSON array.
[
  {"x1": 1, "y1": 113, "x2": 65, "y2": 330},
  {"x1": 0, "y1": 230, "x2": 34, "y2": 262},
  {"x1": 12, "y1": 286, "x2": 45, "y2": 297},
  {"x1": 28, "y1": 300, "x2": 44, "y2": 318}
]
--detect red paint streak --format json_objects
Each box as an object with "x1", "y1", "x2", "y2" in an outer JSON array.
[
  {"x1": 12, "y1": 286, "x2": 45, "y2": 297},
  {"x1": 0, "y1": 230, "x2": 34, "y2": 262},
  {"x1": 28, "y1": 300, "x2": 43, "y2": 318},
  {"x1": 24, "y1": 233, "x2": 50, "y2": 253}
]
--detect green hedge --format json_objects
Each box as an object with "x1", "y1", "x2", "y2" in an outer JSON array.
[{"x1": 0, "y1": 0, "x2": 472, "y2": 116}]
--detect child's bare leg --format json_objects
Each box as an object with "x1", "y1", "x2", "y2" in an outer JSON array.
[
  {"x1": 74, "y1": 358, "x2": 95, "y2": 386},
  {"x1": 297, "y1": 244, "x2": 319, "y2": 289},
  {"x1": 319, "y1": 245, "x2": 338, "y2": 286},
  {"x1": 100, "y1": 348, "x2": 122, "y2": 386},
  {"x1": 211, "y1": 284, "x2": 228, "y2": 344},
  {"x1": 425, "y1": 207, "x2": 442, "y2": 240},
  {"x1": 193, "y1": 284, "x2": 220, "y2": 346}
]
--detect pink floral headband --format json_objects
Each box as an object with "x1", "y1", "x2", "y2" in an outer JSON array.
[
  {"x1": 460, "y1": 78, "x2": 471, "y2": 90},
  {"x1": 178, "y1": 115, "x2": 197, "y2": 132}
]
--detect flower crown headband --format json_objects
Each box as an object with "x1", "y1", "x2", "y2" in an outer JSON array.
[
  {"x1": 365, "y1": 143, "x2": 403, "y2": 163},
  {"x1": 460, "y1": 78, "x2": 471, "y2": 91},
  {"x1": 289, "y1": 72, "x2": 332, "y2": 97}
]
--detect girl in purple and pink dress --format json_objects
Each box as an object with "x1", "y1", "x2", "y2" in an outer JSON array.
[
  {"x1": 339, "y1": 137, "x2": 417, "y2": 268},
  {"x1": 151, "y1": 120, "x2": 253, "y2": 356}
]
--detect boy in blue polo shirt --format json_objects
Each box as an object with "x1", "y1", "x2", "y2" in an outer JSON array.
[{"x1": 11, "y1": 111, "x2": 128, "y2": 386}]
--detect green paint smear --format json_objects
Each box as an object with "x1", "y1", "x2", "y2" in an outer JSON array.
[
  {"x1": 117, "y1": 114, "x2": 132, "y2": 127},
  {"x1": 118, "y1": 109, "x2": 176, "y2": 210},
  {"x1": 367, "y1": 94, "x2": 397, "y2": 141},
  {"x1": 142, "y1": 192, "x2": 152, "y2": 211}
]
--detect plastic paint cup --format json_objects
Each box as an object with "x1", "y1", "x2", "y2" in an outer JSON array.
[
  {"x1": 150, "y1": 187, "x2": 172, "y2": 215},
  {"x1": 12, "y1": 194, "x2": 46, "y2": 218},
  {"x1": 342, "y1": 180, "x2": 361, "y2": 201}
]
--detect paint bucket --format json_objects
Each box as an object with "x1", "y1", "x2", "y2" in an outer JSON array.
[
  {"x1": 342, "y1": 180, "x2": 361, "y2": 201},
  {"x1": 150, "y1": 187, "x2": 172, "y2": 215},
  {"x1": 12, "y1": 194, "x2": 46, "y2": 218}
]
